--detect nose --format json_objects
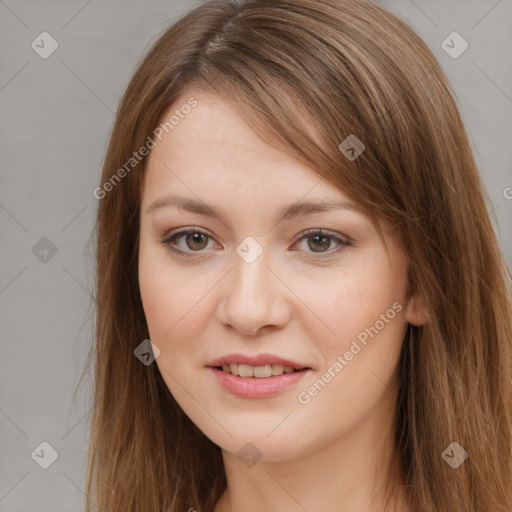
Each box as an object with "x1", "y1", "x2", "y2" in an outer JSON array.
[{"x1": 216, "y1": 248, "x2": 291, "y2": 336}]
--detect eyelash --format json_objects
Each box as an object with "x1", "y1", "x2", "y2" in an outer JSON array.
[{"x1": 159, "y1": 227, "x2": 353, "y2": 260}]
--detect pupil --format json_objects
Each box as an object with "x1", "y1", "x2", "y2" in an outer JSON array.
[
  {"x1": 309, "y1": 235, "x2": 330, "y2": 252},
  {"x1": 187, "y1": 232, "x2": 207, "y2": 250}
]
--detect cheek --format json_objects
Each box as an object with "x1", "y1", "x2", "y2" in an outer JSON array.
[
  {"x1": 138, "y1": 256, "x2": 173, "y2": 340},
  {"x1": 138, "y1": 240, "x2": 216, "y2": 354},
  {"x1": 298, "y1": 255, "x2": 408, "y2": 400},
  {"x1": 139, "y1": 237, "x2": 182, "y2": 342},
  {"x1": 303, "y1": 261, "x2": 407, "y2": 348}
]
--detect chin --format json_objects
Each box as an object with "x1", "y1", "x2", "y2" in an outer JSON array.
[{"x1": 203, "y1": 425, "x2": 316, "y2": 464}]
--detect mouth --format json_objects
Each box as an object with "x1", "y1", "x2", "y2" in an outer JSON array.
[
  {"x1": 208, "y1": 365, "x2": 311, "y2": 398},
  {"x1": 214, "y1": 363, "x2": 307, "y2": 378},
  {"x1": 206, "y1": 354, "x2": 312, "y2": 398},
  {"x1": 207, "y1": 353, "x2": 312, "y2": 378}
]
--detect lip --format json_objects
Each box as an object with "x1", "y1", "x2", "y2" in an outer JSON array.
[
  {"x1": 209, "y1": 367, "x2": 311, "y2": 398},
  {"x1": 207, "y1": 353, "x2": 311, "y2": 370}
]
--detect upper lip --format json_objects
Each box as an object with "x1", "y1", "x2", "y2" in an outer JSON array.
[{"x1": 207, "y1": 353, "x2": 311, "y2": 370}]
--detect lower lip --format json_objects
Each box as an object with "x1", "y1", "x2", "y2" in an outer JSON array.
[{"x1": 209, "y1": 367, "x2": 310, "y2": 398}]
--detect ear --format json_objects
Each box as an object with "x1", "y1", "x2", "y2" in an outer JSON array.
[{"x1": 404, "y1": 294, "x2": 427, "y2": 326}]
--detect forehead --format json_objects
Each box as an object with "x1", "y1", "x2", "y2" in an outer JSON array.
[{"x1": 142, "y1": 90, "x2": 347, "y2": 204}]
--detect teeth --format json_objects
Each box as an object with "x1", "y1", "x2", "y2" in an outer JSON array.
[
  {"x1": 271, "y1": 364, "x2": 284, "y2": 375},
  {"x1": 220, "y1": 363, "x2": 299, "y2": 378},
  {"x1": 253, "y1": 365, "x2": 272, "y2": 378},
  {"x1": 238, "y1": 364, "x2": 254, "y2": 377}
]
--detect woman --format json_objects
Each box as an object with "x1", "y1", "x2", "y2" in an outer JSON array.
[{"x1": 85, "y1": 0, "x2": 512, "y2": 511}]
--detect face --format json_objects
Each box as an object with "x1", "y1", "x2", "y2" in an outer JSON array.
[{"x1": 138, "y1": 89, "x2": 424, "y2": 461}]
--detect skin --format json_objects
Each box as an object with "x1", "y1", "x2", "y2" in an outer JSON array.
[{"x1": 138, "y1": 89, "x2": 425, "y2": 512}]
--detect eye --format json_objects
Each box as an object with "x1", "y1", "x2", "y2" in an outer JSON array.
[
  {"x1": 292, "y1": 228, "x2": 352, "y2": 258},
  {"x1": 160, "y1": 227, "x2": 217, "y2": 258},
  {"x1": 160, "y1": 227, "x2": 352, "y2": 259}
]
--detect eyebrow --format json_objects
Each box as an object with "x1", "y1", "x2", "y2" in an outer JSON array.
[{"x1": 145, "y1": 195, "x2": 363, "y2": 223}]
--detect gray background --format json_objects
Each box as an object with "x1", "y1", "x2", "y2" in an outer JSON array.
[{"x1": 0, "y1": 1, "x2": 510, "y2": 510}]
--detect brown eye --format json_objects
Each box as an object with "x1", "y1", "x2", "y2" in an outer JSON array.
[
  {"x1": 307, "y1": 234, "x2": 332, "y2": 253},
  {"x1": 184, "y1": 232, "x2": 209, "y2": 250},
  {"x1": 294, "y1": 228, "x2": 351, "y2": 258},
  {"x1": 161, "y1": 228, "x2": 215, "y2": 257}
]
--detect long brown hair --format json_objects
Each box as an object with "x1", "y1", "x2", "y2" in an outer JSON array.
[{"x1": 85, "y1": 0, "x2": 512, "y2": 510}]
